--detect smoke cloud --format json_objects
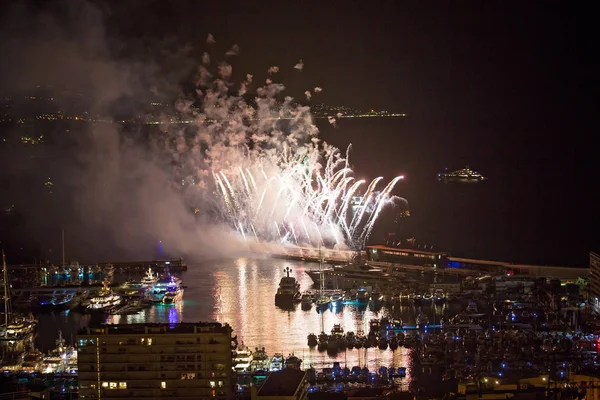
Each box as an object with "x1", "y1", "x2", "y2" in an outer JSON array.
[{"x1": 0, "y1": 1, "x2": 406, "y2": 263}]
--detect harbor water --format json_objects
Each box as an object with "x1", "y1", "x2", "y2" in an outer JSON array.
[{"x1": 33, "y1": 257, "x2": 472, "y2": 390}]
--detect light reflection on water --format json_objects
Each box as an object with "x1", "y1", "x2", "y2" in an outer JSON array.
[{"x1": 38, "y1": 256, "x2": 462, "y2": 386}]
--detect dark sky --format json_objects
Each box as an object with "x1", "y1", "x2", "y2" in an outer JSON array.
[{"x1": 0, "y1": 0, "x2": 596, "y2": 265}]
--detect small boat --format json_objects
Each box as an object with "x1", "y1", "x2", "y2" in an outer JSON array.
[
  {"x1": 301, "y1": 293, "x2": 313, "y2": 309},
  {"x1": 466, "y1": 301, "x2": 478, "y2": 314},
  {"x1": 270, "y1": 353, "x2": 284, "y2": 371},
  {"x1": 416, "y1": 313, "x2": 429, "y2": 327},
  {"x1": 284, "y1": 354, "x2": 302, "y2": 369},
  {"x1": 331, "y1": 324, "x2": 344, "y2": 336},
  {"x1": 316, "y1": 296, "x2": 330, "y2": 310},
  {"x1": 330, "y1": 292, "x2": 344, "y2": 306},
  {"x1": 250, "y1": 346, "x2": 270, "y2": 372},
  {"x1": 356, "y1": 287, "x2": 369, "y2": 303}
]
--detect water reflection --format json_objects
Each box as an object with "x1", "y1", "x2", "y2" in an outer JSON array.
[{"x1": 37, "y1": 257, "x2": 463, "y2": 385}]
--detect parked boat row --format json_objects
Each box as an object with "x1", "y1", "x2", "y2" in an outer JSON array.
[{"x1": 233, "y1": 343, "x2": 302, "y2": 373}]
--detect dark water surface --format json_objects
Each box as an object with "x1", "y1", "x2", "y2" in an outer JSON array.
[{"x1": 37, "y1": 258, "x2": 470, "y2": 389}]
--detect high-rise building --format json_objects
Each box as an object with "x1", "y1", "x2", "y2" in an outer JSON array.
[
  {"x1": 77, "y1": 323, "x2": 234, "y2": 400},
  {"x1": 589, "y1": 252, "x2": 600, "y2": 311}
]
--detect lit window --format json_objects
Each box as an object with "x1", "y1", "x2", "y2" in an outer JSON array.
[
  {"x1": 147, "y1": 338, "x2": 153, "y2": 346},
  {"x1": 102, "y1": 382, "x2": 109, "y2": 388},
  {"x1": 161, "y1": 382, "x2": 167, "y2": 389},
  {"x1": 118, "y1": 382, "x2": 127, "y2": 389},
  {"x1": 109, "y1": 382, "x2": 117, "y2": 389},
  {"x1": 218, "y1": 381, "x2": 224, "y2": 387},
  {"x1": 210, "y1": 381, "x2": 216, "y2": 388}
]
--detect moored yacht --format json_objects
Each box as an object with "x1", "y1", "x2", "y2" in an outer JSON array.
[
  {"x1": 162, "y1": 278, "x2": 184, "y2": 304},
  {"x1": 21, "y1": 349, "x2": 44, "y2": 372},
  {"x1": 86, "y1": 281, "x2": 122, "y2": 311},
  {"x1": 301, "y1": 293, "x2": 313, "y2": 309},
  {"x1": 233, "y1": 345, "x2": 253, "y2": 373},
  {"x1": 275, "y1": 267, "x2": 301, "y2": 305},
  {"x1": 356, "y1": 287, "x2": 369, "y2": 303},
  {"x1": 306, "y1": 263, "x2": 396, "y2": 290},
  {"x1": 270, "y1": 353, "x2": 284, "y2": 371},
  {"x1": 141, "y1": 267, "x2": 158, "y2": 286},
  {"x1": 1, "y1": 252, "x2": 37, "y2": 342},
  {"x1": 249, "y1": 346, "x2": 270, "y2": 372},
  {"x1": 438, "y1": 166, "x2": 485, "y2": 182}
]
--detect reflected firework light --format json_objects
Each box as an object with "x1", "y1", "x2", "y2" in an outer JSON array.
[{"x1": 169, "y1": 46, "x2": 407, "y2": 250}]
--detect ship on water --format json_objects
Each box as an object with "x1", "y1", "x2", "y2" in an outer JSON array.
[{"x1": 437, "y1": 166, "x2": 485, "y2": 182}]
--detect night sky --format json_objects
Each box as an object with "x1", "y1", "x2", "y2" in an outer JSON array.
[{"x1": 0, "y1": 1, "x2": 596, "y2": 265}]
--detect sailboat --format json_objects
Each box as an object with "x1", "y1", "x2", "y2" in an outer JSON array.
[
  {"x1": 1, "y1": 250, "x2": 37, "y2": 341},
  {"x1": 315, "y1": 249, "x2": 330, "y2": 311}
]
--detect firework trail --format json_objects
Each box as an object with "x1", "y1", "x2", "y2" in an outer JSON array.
[{"x1": 165, "y1": 46, "x2": 407, "y2": 250}]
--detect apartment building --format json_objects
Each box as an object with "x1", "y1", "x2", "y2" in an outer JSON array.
[{"x1": 77, "y1": 323, "x2": 234, "y2": 400}]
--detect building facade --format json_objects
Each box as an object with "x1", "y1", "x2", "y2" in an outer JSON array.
[
  {"x1": 590, "y1": 252, "x2": 600, "y2": 311},
  {"x1": 77, "y1": 323, "x2": 234, "y2": 400}
]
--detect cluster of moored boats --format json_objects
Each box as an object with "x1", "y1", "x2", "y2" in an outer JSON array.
[
  {"x1": 233, "y1": 344, "x2": 302, "y2": 373},
  {"x1": 1, "y1": 331, "x2": 78, "y2": 375},
  {"x1": 12, "y1": 267, "x2": 185, "y2": 315}
]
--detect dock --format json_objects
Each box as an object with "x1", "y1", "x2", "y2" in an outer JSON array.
[{"x1": 7, "y1": 258, "x2": 188, "y2": 272}]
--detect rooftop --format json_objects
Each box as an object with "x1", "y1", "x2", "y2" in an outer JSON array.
[
  {"x1": 257, "y1": 368, "x2": 306, "y2": 397},
  {"x1": 77, "y1": 322, "x2": 232, "y2": 336}
]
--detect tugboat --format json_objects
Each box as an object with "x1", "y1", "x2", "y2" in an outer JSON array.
[{"x1": 275, "y1": 267, "x2": 301, "y2": 306}]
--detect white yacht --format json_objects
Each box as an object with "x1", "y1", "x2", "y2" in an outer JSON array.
[
  {"x1": 1, "y1": 252, "x2": 37, "y2": 341},
  {"x1": 270, "y1": 353, "x2": 284, "y2": 371},
  {"x1": 233, "y1": 345, "x2": 253, "y2": 373},
  {"x1": 141, "y1": 267, "x2": 158, "y2": 286},
  {"x1": 249, "y1": 346, "x2": 270, "y2": 372},
  {"x1": 21, "y1": 349, "x2": 44, "y2": 372},
  {"x1": 41, "y1": 331, "x2": 75, "y2": 374},
  {"x1": 162, "y1": 278, "x2": 184, "y2": 305},
  {"x1": 86, "y1": 281, "x2": 122, "y2": 311}
]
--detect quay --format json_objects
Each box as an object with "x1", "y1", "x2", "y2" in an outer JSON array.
[{"x1": 7, "y1": 257, "x2": 188, "y2": 272}]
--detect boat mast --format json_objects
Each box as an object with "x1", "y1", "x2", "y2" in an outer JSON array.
[
  {"x1": 61, "y1": 228, "x2": 65, "y2": 269},
  {"x1": 2, "y1": 250, "x2": 10, "y2": 328}
]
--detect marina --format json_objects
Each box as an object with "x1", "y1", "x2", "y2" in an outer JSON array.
[{"x1": 1, "y1": 253, "x2": 599, "y2": 398}]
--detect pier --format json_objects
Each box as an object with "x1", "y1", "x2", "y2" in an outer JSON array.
[{"x1": 7, "y1": 257, "x2": 188, "y2": 272}]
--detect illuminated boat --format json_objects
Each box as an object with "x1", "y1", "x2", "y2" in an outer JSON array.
[
  {"x1": 149, "y1": 274, "x2": 182, "y2": 303},
  {"x1": 86, "y1": 281, "x2": 122, "y2": 311},
  {"x1": 438, "y1": 166, "x2": 485, "y2": 182},
  {"x1": 20, "y1": 349, "x2": 44, "y2": 372},
  {"x1": 270, "y1": 353, "x2": 284, "y2": 371},
  {"x1": 140, "y1": 267, "x2": 158, "y2": 286},
  {"x1": 1, "y1": 253, "x2": 37, "y2": 342},
  {"x1": 274, "y1": 267, "x2": 301, "y2": 305},
  {"x1": 356, "y1": 287, "x2": 369, "y2": 303},
  {"x1": 249, "y1": 346, "x2": 270, "y2": 372},
  {"x1": 162, "y1": 278, "x2": 184, "y2": 304},
  {"x1": 233, "y1": 345, "x2": 253, "y2": 373}
]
